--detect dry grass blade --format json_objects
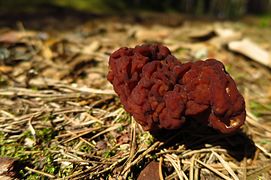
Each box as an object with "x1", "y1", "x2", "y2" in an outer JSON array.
[
  {"x1": 164, "y1": 154, "x2": 188, "y2": 180},
  {"x1": 196, "y1": 159, "x2": 232, "y2": 180},
  {"x1": 86, "y1": 123, "x2": 122, "y2": 142},
  {"x1": 30, "y1": 79, "x2": 116, "y2": 95},
  {"x1": 159, "y1": 157, "x2": 164, "y2": 180},
  {"x1": 63, "y1": 127, "x2": 103, "y2": 143},
  {"x1": 121, "y1": 141, "x2": 163, "y2": 175},
  {"x1": 212, "y1": 151, "x2": 239, "y2": 180},
  {"x1": 28, "y1": 115, "x2": 36, "y2": 142},
  {"x1": 120, "y1": 118, "x2": 137, "y2": 177},
  {"x1": 69, "y1": 86, "x2": 116, "y2": 95},
  {"x1": 246, "y1": 163, "x2": 271, "y2": 180},
  {"x1": 59, "y1": 166, "x2": 94, "y2": 180},
  {"x1": 246, "y1": 111, "x2": 271, "y2": 133},
  {"x1": 242, "y1": 158, "x2": 247, "y2": 180},
  {"x1": 189, "y1": 154, "x2": 196, "y2": 180},
  {"x1": 255, "y1": 143, "x2": 271, "y2": 158},
  {"x1": 89, "y1": 155, "x2": 129, "y2": 178},
  {"x1": 182, "y1": 148, "x2": 226, "y2": 157},
  {"x1": 0, "y1": 110, "x2": 15, "y2": 118}
]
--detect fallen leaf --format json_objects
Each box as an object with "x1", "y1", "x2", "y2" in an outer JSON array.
[
  {"x1": 137, "y1": 161, "x2": 160, "y2": 180},
  {"x1": 228, "y1": 39, "x2": 271, "y2": 68}
]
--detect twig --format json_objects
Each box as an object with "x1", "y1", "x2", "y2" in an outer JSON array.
[
  {"x1": 25, "y1": 166, "x2": 55, "y2": 179},
  {"x1": 159, "y1": 157, "x2": 164, "y2": 180}
]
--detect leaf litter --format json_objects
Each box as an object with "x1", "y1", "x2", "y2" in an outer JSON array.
[{"x1": 0, "y1": 13, "x2": 271, "y2": 179}]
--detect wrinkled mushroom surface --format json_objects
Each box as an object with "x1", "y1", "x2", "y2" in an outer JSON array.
[{"x1": 107, "y1": 44, "x2": 246, "y2": 133}]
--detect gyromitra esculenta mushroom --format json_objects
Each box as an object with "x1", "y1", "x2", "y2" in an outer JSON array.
[{"x1": 107, "y1": 44, "x2": 246, "y2": 134}]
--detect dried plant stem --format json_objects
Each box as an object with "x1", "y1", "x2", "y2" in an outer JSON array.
[{"x1": 25, "y1": 167, "x2": 55, "y2": 179}]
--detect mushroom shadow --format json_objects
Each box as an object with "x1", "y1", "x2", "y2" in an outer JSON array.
[{"x1": 150, "y1": 120, "x2": 256, "y2": 161}]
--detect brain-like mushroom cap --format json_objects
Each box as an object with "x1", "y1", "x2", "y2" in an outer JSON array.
[{"x1": 107, "y1": 44, "x2": 246, "y2": 133}]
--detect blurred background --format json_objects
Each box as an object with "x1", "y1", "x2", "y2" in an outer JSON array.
[{"x1": 0, "y1": 0, "x2": 271, "y2": 19}]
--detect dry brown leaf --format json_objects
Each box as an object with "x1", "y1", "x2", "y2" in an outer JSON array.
[{"x1": 137, "y1": 161, "x2": 160, "y2": 180}]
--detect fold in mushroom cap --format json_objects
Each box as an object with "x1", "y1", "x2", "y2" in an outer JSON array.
[{"x1": 107, "y1": 44, "x2": 246, "y2": 133}]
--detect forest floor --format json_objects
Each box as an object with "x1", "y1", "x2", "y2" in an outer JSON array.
[{"x1": 0, "y1": 11, "x2": 271, "y2": 179}]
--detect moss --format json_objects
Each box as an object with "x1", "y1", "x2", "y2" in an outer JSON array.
[
  {"x1": 259, "y1": 15, "x2": 271, "y2": 28},
  {"x1": 103, "y1": 150, "x2": 116, "y2": 158},
  {"x1": 139, "y1": 132, "x2": 154, "y2": 146},
  {"x1": 249, "y1": 101, "x2": 271, "y2": 117},
  {"x1": 79, "y1": 143, "x2": 94, "y2": 153},
  {"x1": 44, "y1": 156, "x2": 58, "y2": 174},
  {"x1": 0, "y1": 127, "x2": 61, "y2": 178},
  {"x1": 36, "y1": 127, "x2": 57, "y2": 144}
]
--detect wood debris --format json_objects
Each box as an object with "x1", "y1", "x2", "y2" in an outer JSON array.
[{"x1": 228, "y1": 39, "x2": 271, "y2": 68}]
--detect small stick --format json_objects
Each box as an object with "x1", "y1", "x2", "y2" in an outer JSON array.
[
  {"x1": 25, "y1": 166, "x2": 55, "y2": 179},
  {"x1": 159, "y1": 157, "x2": 164, "y2": 180}
]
